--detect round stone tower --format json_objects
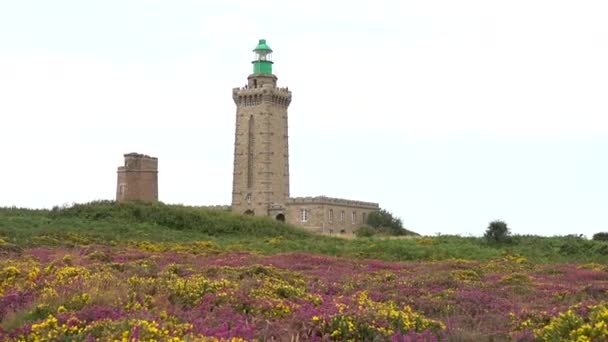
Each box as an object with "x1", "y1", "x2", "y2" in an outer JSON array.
[{"x1": 231, "y1": 39, "x2": 292, "y2": 218}]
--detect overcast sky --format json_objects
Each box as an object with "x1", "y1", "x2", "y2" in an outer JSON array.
[{"x1": 1, "y1": 1, "x2": 607, "y2": 237}]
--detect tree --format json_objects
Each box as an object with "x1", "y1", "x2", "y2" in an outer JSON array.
[
  {"x1": 593, "y1": 232, "x2": 608, "y2": 241},
  {"x1": 484, "y1": 220, "x2": 511, "y2": 244},
  {"x1": 366, "y1": 209, "x2": 406, "y2": 235}
]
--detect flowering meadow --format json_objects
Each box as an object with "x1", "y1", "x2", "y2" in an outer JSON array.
[
  {"x1": 2, "y1": 240, "x2": 608, "y2": 341},
  {"x1": 1, "y1": 203, "x2": 608, "y2": 341}
]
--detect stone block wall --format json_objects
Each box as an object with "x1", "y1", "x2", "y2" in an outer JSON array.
[
  {"x1": 116, "y1": 153, "x2": 158, "y2": 202},
  {"x1": 285, "y1": 196, "x2": 379, "y2": 234},
  {"x1": 231, "y1": 77, "x2": 291, "y2": 216}
]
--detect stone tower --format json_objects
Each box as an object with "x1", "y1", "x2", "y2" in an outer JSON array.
[
  {"x1": 231, "y1": 39, "x2": 292, "y2": 218},
  {"x1": 116, "y1": 153, "x2": 158, "y2": 202}
]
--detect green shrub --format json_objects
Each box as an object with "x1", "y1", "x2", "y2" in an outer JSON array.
[
  {"x1": 559, "y1": 235, "x2": 593, "y2": 256},
  {"x1": 592, "y1": 232, "x2": 608, "y2": 241},
  {"x1": 365, "y1": 209, "x2": 416, "y2": 236},
  {"x1": 534, "y1": 304, "x2": 608, "y2": 341},
  {"x1": 484, "y1": 220, "x2": 511, "y2": 244},
  {"x1": 355, "y1": 225, "x2": 377, "y2": 238},
  {"x1": 48, "y1": 201, "x2": 308, "y2": 238},
  {"x1": 593, "y1": 243, "x2": 608, "y2": 255}
]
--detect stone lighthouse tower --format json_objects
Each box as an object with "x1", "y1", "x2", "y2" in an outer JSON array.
[{"x1": 231, "y1": 39, "x2": 292, "y2": 219}]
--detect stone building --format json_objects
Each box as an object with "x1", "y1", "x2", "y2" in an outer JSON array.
[
  {"x1": 116, "y1": 153, "x2": 158, "y2": 202},
  {"x1": 231, "y1": 40, "x2": 379, "y2": 233},
  {"x1": 285, "y1": 197, "x2": 379, "y2": 234}
]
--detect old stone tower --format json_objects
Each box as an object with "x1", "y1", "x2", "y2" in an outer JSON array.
[
  {"x1": 116, "y1": 153, "x2": 158, "y2": 202},
  {"x1": 231, "y1": 39, "x2": 292, "y2": 218}
]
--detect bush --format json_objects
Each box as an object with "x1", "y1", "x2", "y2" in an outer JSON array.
[
  {"x1": 366, "y1": 209, "x2": 416, "y2": 236},
  {"x1": 592, "y1": 232, "x2": 608, "y2": 241},
  {"x1": 47, "y1": 200, "x2": 309, "y2": 239},
  {"x1": 559, "y1": 235, "x2": 598, "y2": 256},
  {"x1": 355, "y1": 225, "x2": 377, "y2": 238},
  {"x1": 535, "y1": 304, "x2": 608, "y2": 341},
  {"x1": 484, "y1": 220, "x2": 511, "y2": 244}
]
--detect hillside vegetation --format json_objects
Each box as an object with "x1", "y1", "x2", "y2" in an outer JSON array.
[
  {"x1": 1, "y1": 201, "x2": 607, "y2": 263},
  {"x1": 2, "y1": 201, "x2": 608, "y2": 340}
]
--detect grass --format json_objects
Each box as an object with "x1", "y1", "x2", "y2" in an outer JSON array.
[{"x1": 1, "y1": 201, "x2": 607, "y2": 263}]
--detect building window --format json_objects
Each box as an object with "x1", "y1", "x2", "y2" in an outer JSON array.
[
  {"x1": 352, "y1": 211, "x2": 357, "y2": 224},
  {"x1": 301, "y1": 208, "x2": 309, "y2": 222},
  {"x1": 245, "y1": 193, "x2": 252, "y2": 203},
  {"x1": 362, "y1": 212, "x2": 366, "y2": 223},
  {"x1": 340, "y1": 211, "x2": 345, "y2": 223},
  {"x1": 118, "y1": 184, "x2": 126, "y2": 195},
  {"x1": 328, "y1": 209, "x2": 333, "y2": 223}
]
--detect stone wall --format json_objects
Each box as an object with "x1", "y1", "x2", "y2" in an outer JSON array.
[
  {"x1": 231, "y1": 76, "x2": 292, "y2": 216},
  {"x1": 116, "y1": 153, "x2": 158, "y2": 202},
  {"x1": 285, "y1": 196, "x2": 379, "y2": 234}
]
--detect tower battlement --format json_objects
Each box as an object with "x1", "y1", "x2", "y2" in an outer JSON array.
[
  {"x1": 232, "y1": 86, "x2": 292, "y2": 107},
  {"x1": 118, "y1": 153, "x2": 158, "y2": 172},
  {"x1": 233, "y1": 85, "x2": 290, "y2": 93}
]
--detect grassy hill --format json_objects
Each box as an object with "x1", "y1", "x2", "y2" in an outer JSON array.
[
  {"x1": 2, "y1": 201, "x2": 608, "y2": 341},
  {"x1": 1, "y1": 201, "x2": 607, "y2": 263}
]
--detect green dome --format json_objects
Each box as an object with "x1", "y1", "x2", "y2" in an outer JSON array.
[{"x1": 253, "y1": 39, "x2": 273, "y2": 53}]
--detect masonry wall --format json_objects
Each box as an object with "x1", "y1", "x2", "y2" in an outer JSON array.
[
  {"x1": 231, "y1": 75, "x2": 292, "y2": 216},
  {"x1": 285, "y1": 203, "x2": 325, "y2": 231},
  {"x1": 285, "y1": 197, "x2": 379, "y2": 234},
  {"x1": 116, "y1": 153, "x2": 158, "y2": 202}
]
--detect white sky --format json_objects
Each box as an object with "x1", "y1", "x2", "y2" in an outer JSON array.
[{"x1": 1, "y1": 0, "x2": 607, "y2": 236}]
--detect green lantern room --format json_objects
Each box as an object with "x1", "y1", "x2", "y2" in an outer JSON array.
[{"x1": 252, "y1": 39, "x2": 273, "y2": 75}]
